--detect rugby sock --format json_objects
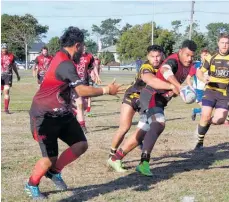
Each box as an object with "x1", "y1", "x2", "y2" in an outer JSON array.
[
  {"x1": 4, "y1": 98, "x2": 10, "y2": 111},
  {"x1": 197, "y1": 123, "x2": 211, "y2": 144},
  {"x1": 109, "y1": 147, "x2": 117, "y2": 157},
  {"x1": 29, "y1": 160, "x2": 49, "y2": 186},
  {"x1": 111, "y1": 148, "x2": 126, "y2": 161},
  {"x1": 1, "y1": 85, "x2": 3, "y2": 91},
  {"x1": 53, "y1": 148, "x2": 78, "y2": 173},
  {"x1": 86, "y1": 107, "x2": 91, "y2": 113},
  {"x1": 79, "y1": 121, "x2": 86, "y2": 127},
  {"x1": 194, "y1": 108, "x2": 201, "y2": 114},
  {"x1": 140, "y1": 152, "x2": 150, "y2": 163}
]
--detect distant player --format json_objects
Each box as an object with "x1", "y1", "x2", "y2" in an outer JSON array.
[
  {"x1": 25, "y1": 27, "x2": 121, "y2": 200},
  {"x1": 86, "y1": 55, "x2": 102, "y2": 117},
  {"x1": 71, "y1": 45, "x2": 95, "y2": 133},
  {"x1": 194, "y1": 33, "x2": 229, "y2": 150},
  {"x1": 1, "y1": 43, "x2": 20, "y2": 114},
  {"x1": 108, "y1": 45, "x2": 165, "y2": 158},
  {"x1": 186, "y1": 49, "x2": 211, "y2": 120},
  {"x1": 33, "y1": 47, "x2": 53, "y2": 84},
  {"x1": 108, "y1": 40, "x2": 197, "y2": 176}
]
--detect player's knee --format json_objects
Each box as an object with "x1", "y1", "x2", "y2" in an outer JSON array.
[
  {"x1": 119, "y1": 124, "x2": 130, "y2": 135},
  {"x1": 200, "y1": 114, "x2": 211, "y2": 123},
  {"x1": 4, "y1": 85, "x2": 10, "y2": 91},
  {"x1": 71, "y1": 141, "x2": 88, "y2": 155},
  {"x1": 4, "y1": 94, "x2": 9, "y2": 99},
  {"x1": 41, "y1": 157, "x2": 53, "y2": 168},
  {"x1": 81, "y1": 141, "x2": 88, "y2": 153},
  {"x1": 211, "y1": 117, "x2": 225, "y2": 125}
]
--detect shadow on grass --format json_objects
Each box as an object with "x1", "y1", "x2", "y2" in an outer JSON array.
[{"x1": 43, "y1": 142, "x2": 229, "y2": 201}]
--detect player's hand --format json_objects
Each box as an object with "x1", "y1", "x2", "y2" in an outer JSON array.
[
  {"x1": 170, "y1": 84, "x2": 180, "y2": 95},
  {"x1": 203, "y1": 77, "x2": 209, "y2": 84},
  {"x1": 106, "y1": 79, "x2": 125, "y2": 95},
  {"x1": 96, "y1": 77, "x2": 102, "y2": 84}
]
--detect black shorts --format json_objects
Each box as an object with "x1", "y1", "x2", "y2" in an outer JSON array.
[
  {"x1": 122, "y1": 91, "x2": 141, "y2": 112},
  {"x1": 202, "y1": 88, "x2": 229, "y2": 110},
  {"x1": 30, "y1": 113, "x2": 87, "y2": 157},
  {"x1": 139, "y1": 85, "x2": 169, "y2": 113},
  {"x1": 1, "y1": 73, "x2": 13, "y2": 87},
  {"x1": 37, "y1": 74, "x2": 44, "y2": 84}
]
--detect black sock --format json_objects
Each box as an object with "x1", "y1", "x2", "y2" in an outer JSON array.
[
  {"x1": 141, "y1": 152, "x2": 150, "y2": 163},
  {"x1": 109, "y1": 148, "x2": 117, "y2": 158}
]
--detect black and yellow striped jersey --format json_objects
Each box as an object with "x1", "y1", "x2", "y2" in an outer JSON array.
[
  {"x1": 125, "y1": 61, "x2": 159, "y2": 95},
  {"x1": 201, "y1": 52, "x2": 229, "y2": 96}
]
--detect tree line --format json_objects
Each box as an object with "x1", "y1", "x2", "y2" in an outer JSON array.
[{"x1": 2, "y1": 13, "x2": 229, "y2": 64}]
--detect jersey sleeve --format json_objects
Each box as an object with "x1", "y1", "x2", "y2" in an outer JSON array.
[
  {"x1": 56, "y1": 61, "x2": 84, "y2": 88},
  {"x1": 188, "y1": 65, "x2": 196, "y2": 77},
  {"x1": 139, "y1": 63, "x2": 155, "y2": 74},
  {"x1": 34, "y1": 57, "x2": 39, "y2": 64},
  {"x1": 162, "y1": 58, "x2": 178, "y2": 74}
]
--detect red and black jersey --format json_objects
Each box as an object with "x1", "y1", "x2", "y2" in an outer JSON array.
[
  {"x1": 30, "y1": 49, "x2": 83, "y2": 117},
  {"x1": 1, "y1": 52, "x2": 15, "y2": 74},
  {"x1": 35, "y1": 54, "x2": 53, "y2": 75},
  {"x1": 156, "y1": 53, "x2": 193, "y2": 84},
  {"x1": 75, "y1": 52, "x2": 94, "y2": 80}
]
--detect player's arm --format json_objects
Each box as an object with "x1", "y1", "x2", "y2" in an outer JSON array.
[
  {"x1": 186, "y1": 65, "x2": 196, "y2": 90},
  {"x1": 33, "y1": 57, "x2": 39, "y2": 77},
  {"x1": 196, "y1": 59, "x2": 210, "y2": 84},
  {"x1": 159, "y1": 59, "x2": 181, "y2": 90},
  {"x1": 141, "y1": 70, "x2": 175, "y2": 91},
  {"x1": 11, "y1": 57, "x2": 20, "y2": 81},
  {"x1": 12, "y1": 62, "x2": 20, "y2": 81},
  {"x1": 56, "y1": 61, "x2": 121, "y2": 97}
]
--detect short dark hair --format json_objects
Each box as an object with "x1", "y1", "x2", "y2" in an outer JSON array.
[
  {"x1": 201, "y1": 48, "x2": 209, "y2": 54},
  {"x1": 218, "y1": 33, "x2": 229, "y2": 41},
  {"x1": 181, "y1": 40, "x2": 197, "y2": 52},
  {"x1": 147, "y1": 45, "x2": 164, "y2": 54},
  {"x1": 41, "y1": 46, "x2": 48, "y2": 51},
  {"x1": 60, "y1": 26, "x2": 84, "y2": 48}
]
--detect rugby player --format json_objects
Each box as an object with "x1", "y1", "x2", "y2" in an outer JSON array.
[
  {"x1": 1, "y1": 43, "x2": 20, "y2": 114},
  {"x1": 25, "y1": 27, "x2": 121, "y2": 200},
  {"x1": 186, "y1": 49, "x2": 210, "y2": 120},
  {"x1": 71, "y1": 45, "x2": 96, "y2": 133},
  {"x1": 108, "y1": 45, "x2": 166, "y2": 158},
  {"x1": 85, "y1": 55, "x2": 102, "y2": 117},
  {"x1": 108, "y1": 40, "x2": 197, "y2": 176},
  {"x1": 33, "y1": 46, "x2": 53, "y2": 84},
  {"x1": 195, "y1": 33, "x2": 229, "y2": 149}
]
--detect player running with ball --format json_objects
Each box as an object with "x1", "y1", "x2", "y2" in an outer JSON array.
[{"x1": 108, "y1": 40, "x2": 197, "y2": 176}]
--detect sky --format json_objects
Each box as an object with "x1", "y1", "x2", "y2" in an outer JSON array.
[{"x1": 1, "y1": 0, "x2": 229, "y2": 43}]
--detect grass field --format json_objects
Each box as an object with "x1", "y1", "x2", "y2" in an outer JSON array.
[{"x1": 1, "y1": 70, "x2": 229, "y2": 202}]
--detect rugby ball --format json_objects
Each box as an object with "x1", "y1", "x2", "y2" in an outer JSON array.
[{"x1": 180, "y1": 86, "x2": 196, "y2": 104}]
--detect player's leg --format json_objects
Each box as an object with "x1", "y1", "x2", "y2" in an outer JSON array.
[
  {"x1": 109, "y1": 103, "x2": 136, "y2": 157},
  {"x1": 211, "y1": 94, "x2": 229, "y2": 125},
  {"x1": 50, "y1": 114, "x2": 88, "y2": 189},
  {"x1": 107, "y1": 109, "x2": 150, "y2": 172},
  {"x1": 136, "y1": 107, "x2": 165, "y2": 176},
  {"x1": 75, "y1": 97, "x2": 87, "y2": 133},
  {"x1": 195, "y1": 90, "x2": 215, "y2": 150},
  {"x1": 192, "y1": 89, "x2": 203, "y2": 121},
  {"x1": 25, "y1": 116, "x2": 60, "y2": 199},
  {"x1": 3, "y1": 85, "x2": 10, "y2": 114}
]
